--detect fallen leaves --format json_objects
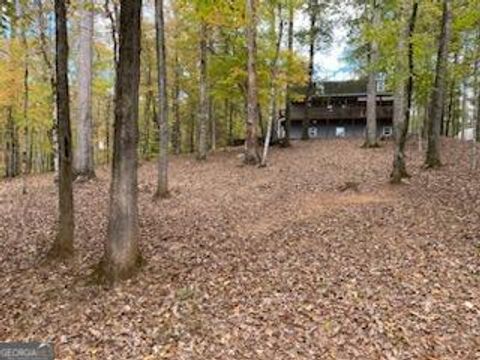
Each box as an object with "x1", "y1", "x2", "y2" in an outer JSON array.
[{"x1": 0, "y1": 138, "x2": 479, "y2": 359}]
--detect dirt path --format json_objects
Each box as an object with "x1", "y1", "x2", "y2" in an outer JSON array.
[{"x1": 0, "y1": 139, "x2": 479, "y2": 359}]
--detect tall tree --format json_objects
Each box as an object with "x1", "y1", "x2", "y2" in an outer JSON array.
[
  {"x1": 154, "y1": 0, "x2": 169, "y2": 198},
  {"x1": 74, "y1": 0, "x2": 96, "y2": 180},
  {"x1": 261, "y1": 3, "x2": 284, "y2": 167},
  {"x1": 282, "y1": 0, "x2": 294, "y2": 147},
  {"x1": 172, "y1": 49, "x2": 181, "y2": 155},
  {"x1": 48, "y1": 0, "x2": 74, "y2": 258},
  {"x1": 364, "y1": 0, "x2": 380, "y2": 148},
  {"x1": 100, "y1": 0, "x2": 142, "y2": 283},
  {"x1": 391, "y1": 0, "x2": 418, "y2": 183},
  {"x1": 244, "y1": 0, "x2": 261, "y2": 164},
  {"x1": 302, "y1": 0, "x2": 318, "y2": 141},
  {"x1": 425, "y1": 0, "x2": 452, "y2": 168},
  {"x1": 197, "y1": 21, "x2": 209, "y2": 160}
]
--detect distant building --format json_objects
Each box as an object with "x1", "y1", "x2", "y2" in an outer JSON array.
[{"x1": 279, "y1": 79, "x2": 394, "y2": 140}]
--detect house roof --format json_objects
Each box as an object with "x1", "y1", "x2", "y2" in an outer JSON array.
[{"x1": 291, "y1": 79, "x2": 392, "y2": 99}]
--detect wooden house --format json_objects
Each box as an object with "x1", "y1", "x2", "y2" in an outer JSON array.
[{"x1": 278, "y1": 79, "x2": 394, "y2": 140}]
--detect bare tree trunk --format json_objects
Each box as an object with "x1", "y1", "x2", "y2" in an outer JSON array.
[
  {"x1": 244, "y1": 0, "x2": 261, "y2": 164},
  {"x1": 75, "y1": 0, "x2": 95, "y2": 180},
  {"x1": 48, "y1": 0, "x2": 74, "y2": 259},
  {"x1": 391, "y1": 0, "x2": 417, "y2": 183},
  {"x1": 282, "y1": 1, "x2": 294, "y2": 147},
  {"x1": 461, "y1": 80, "x2": 467, "y2": 141},
  {"x1": 210, "y1": 99, "x2": 216, "y2": 151},
  {"x1": 364, "y1": 0, "x2": 380, "y2": 148},
  {"x1": 100, "y1": 0, "x2": 142, "y2": 283},
  {"x1": 471, "y1": 34, "x2": 479, "y2": 170},
  {"x1": 303, "y1": 0, "x2": 317, "y2": 141},
  {"x1": 261, "y1": 4, "x2": 284, "y2": 167},
  {"x1": 21, "y1": 1, "x2": 29, "y2": 193},
  {"x1": 5, "y1": 108, "x2": 20, "y2": 178},
  {"x1": 197, "y1": 22, "x2": 209, "y2": 160},
  {"x1": 425, "y1": 0, "x2": 452, "y2": 168},
  {"x1": 390, "y1": 4, "x2": 408, "y2": 183},
  {"x1": 154, "y1": 0, "x2": 169, "y2": 198},
  {"x1": 172, "y1": 50, "x2": 181, "y2": 155}
]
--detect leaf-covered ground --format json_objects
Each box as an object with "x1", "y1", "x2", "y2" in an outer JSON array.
[{"x1": 1, "y1": 138, "x2": 479, "y2": 359}]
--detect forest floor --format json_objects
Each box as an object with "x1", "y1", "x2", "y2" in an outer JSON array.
[{"x1": 1, "y1": 138, "x2": 479, "y2": 359}]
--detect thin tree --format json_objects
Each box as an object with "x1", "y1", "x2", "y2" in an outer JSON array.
[
  {"x1": 282, "y1": 0, "x2": 294, "y2": 147},
  {"x1": 100, "y1": 0, "x2": 142, "y2": 283},
  {"x1": 172, "y1": 49, "x2": 181, "y2": 155},
  {"x1": 154, "y1": 0, "x2": 169, "y2": 198},
  {"x1": 245, "y1": 0, "x2": 261, "y2": 164},
  {"x1": 197, "y1": 21, "x2": 209, "y2": 160},
  {"x1": 303, "y1": 0, "x2": 317, "y2": 141},
  {"x1": 425, "y1": 0, "x2": 452, "y2": 168},
  {"x1": 261, "y1": 4, "x2": 284, "y2": 167},
  {"x1": 363, "y1": 0, "x2": 380, "y2": 148},
  {"x1": 391, "y1": 0, "x2": 417, "y2": 183},
  {"x1": 48, "y1": 0, "x2": 74, "y2": 259},
  {"x1": 74, "y1": 0, "x2": 95, "y2": 180}
]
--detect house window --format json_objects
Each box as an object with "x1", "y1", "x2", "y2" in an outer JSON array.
[
  {"x1": 336, "y1": 127, "x2": 346, "y2": 137},
  {"x1": 383, "y1": 126, "x2": 393, "y2": 137},
  {"x1": 308, "y1": 127, "x2": 318, "y2": 138}
]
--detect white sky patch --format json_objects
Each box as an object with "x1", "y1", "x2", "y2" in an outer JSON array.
[
  {"x1": 316, "y1": 24, "x2": 354, "y2": 81},
  {"x1": 294, "y1": 3, "x2": 357, "y2": 82}
]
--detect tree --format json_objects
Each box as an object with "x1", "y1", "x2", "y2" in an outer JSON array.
[
  {"x1": 154, "y1": 0, "x2": 169, "y2": 198},
  {"x1": 261, "y1": 2, "x2": 284, "y2": 167},
  {"x1": 74, "y1": 0, "x2": 96, "y2": 180},
  {"x1": 302, "y1": 0, "x2": 318, "y2": 141},
  {"x1": 363, "y1": 0, "x2": 380, "y2": 148},
  {"x1": 197, "y1": 21, "x2": 209, "y2": 161},
  {"x1": 391, "y1": 0, "x2": 418, "y2": 183},
  {"x1": 282, "y1": 0, "x2": 295, "y2": 147},
  {"x1": 244, "y1": 0, "x2": 260, "y2": 164},
  {"x1": 425, "y1": 0, "x2": 452, "y2": 168},
  {"x1": 48, "y1": 0, "x2": 74, "y2": 259},
  {"x1": 100, "y1": 0, "x2": 142, "y2": 283}
]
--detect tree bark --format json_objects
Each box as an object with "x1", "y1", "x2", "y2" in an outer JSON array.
[
  {"x1": 101, "y1": 0, "x2": 142, "y2": 283},
  {"x1": 425, "y1": 0, "x2": 452, "y2": 168},
  {"x1": 282, "y1": 1, "x2": 294, "y2": 147},
  {"x1": 244, "y1": 0, "x2": 261, "y2": 164},
  {"x1": 261, "y1": 4, "x2": 284, "y2": 167},
  {"x1": 303, "y1": 0, "x2": 317, "y2": 141},
  {"x1": 364, "y1": 0, "x2": 380, "y2": 148},
  {"x1": 48, "y1": 0, "x2": 74, "y2": 259},
  {"x1": 154, "y1": 0, "x2": 169, "y2": 198},
  {"x1": 74, "y1": 0, "x2": 95, "y2": 180},
  {"x1": 391, "y1": 0, "x2": 417, "y2": 183},
  {"x1": 197, "y1": 22, "x2": 209, "y2": 160},
  {"x1": 172, "y1": 50, "x2": 181, "y2": 155}
]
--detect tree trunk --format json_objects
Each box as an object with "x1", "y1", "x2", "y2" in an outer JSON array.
[
  {"x1": 282, "y1": 1, "x2": 294, "y2": 147},
  {"x1": 210, "y1": 99, "x2": 216, "y2": 151},
  {"x1": 100, "y1": 0, "x2": 142, "y2": 283},
  {"x1": 48, "y1": 0, "x2": 74, "y2": 259},
  {"x1": 244, "y1": 0, "x2": 261, "y2": 164},
  {"x1": 303, "y1": 0, "x2": 317, "y2": 141},
  {"x1": 197, "y1": 22, "x2": 209, "y2": 160},
  {"x1": 364, "y1": 0, "x2": 380, "y2": 148},
  {"x1": 74, "y1": 0, "x2": 95, "y2": 180},
  {"x1": 172, "y1": 50, "x2": 181, "y2": 155},
  {"x1": 391, "y1": 0, "x2": 417, "y2": 183},
  {"x1": 261, "y1": 4, "x2": 284, "y2": 167},
  {"x1": 154, "y1": 0, "x2": 169, "y2": 198},
  {"x1": 425, "y1": 0, "x2": 451, "y2": 168}
]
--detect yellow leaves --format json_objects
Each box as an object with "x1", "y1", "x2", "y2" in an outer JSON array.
[{"x1": 0, "y1": 39, "x2": 24, "y2": 108}]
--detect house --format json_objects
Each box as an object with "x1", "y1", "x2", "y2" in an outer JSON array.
[{"x1": 278, "y1": 79, "x2": 394, "y2": 140}]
